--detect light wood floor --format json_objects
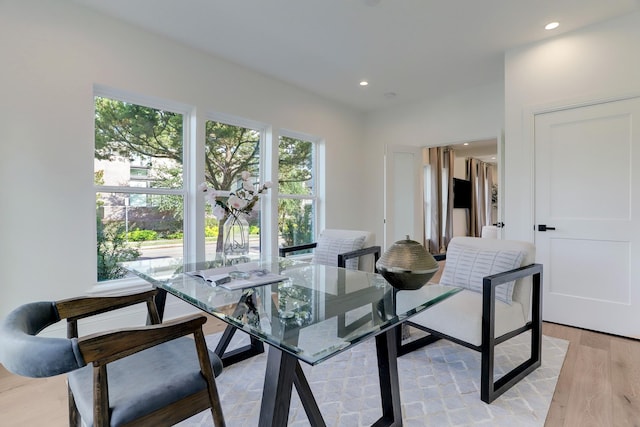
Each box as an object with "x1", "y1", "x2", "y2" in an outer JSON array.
[{"x1": 1, "y1": 318, "x2": 638, "y2": 426}]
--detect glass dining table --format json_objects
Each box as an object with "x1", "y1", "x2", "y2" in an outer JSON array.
[{"x1": 123, "y1": 255, "x2": 460, "y2": 427}]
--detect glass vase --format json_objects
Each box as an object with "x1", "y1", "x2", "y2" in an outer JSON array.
[{"x1": 223, "y1": 213, "x2": 250, "y2": 261}]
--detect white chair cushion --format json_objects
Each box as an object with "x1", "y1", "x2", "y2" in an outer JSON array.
[
  {"x1": 312, "y1": 233, "x2": 366, "y2": 270},
  {"x1": 439, "y1": 244, "x2": 525, "y2": 304},
  {"x1": 407, "y1": 289, "x2": 527, "y2": 347}
]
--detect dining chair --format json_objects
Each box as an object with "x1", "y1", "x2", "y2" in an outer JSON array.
[
  {"x1": 279, "y1": 228, "x2": 381, "y2": 272},
  {"x1": 397, "y1": 236, "x2": 543, "y2": 403},
  {"x1": 0, "y1": 289, "x2": 225, "y2": 427}
]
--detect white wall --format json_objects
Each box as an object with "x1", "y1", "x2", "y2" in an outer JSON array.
[
  {"x1": 8, "y1": 1, "x2": 634, "y2": 326},
  {"x1": 504, "y1": 11, "x2": 640, "y2": 242},
  {"x1": 0, "y1": 0, "x2": 366, "y2": 320},
  {"x1": 362, "y1": 82, "x2": 505, "y2": 248}
]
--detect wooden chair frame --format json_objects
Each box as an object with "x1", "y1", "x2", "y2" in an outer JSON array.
[{"x1": 57, "y1": 290, "x2": 225, "y2": 427}]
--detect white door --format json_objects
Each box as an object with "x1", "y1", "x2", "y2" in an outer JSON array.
[
  {"x1": 534, "y1": 97, "x2": 640, "y2": 338},
  {"x1": 383, "y1": 145, "x2": 424, "y2": 249}
]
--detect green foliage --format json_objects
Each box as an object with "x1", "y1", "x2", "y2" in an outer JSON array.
[
  {"x1": 204, "y1": 120, "x2": 261, "y2": 191},
  {"x1": 125, "y1": 229, "x2": 158, "y2": 241},
  {"x1": 165, "y1": 231, "x2": 184, "y2": 240},
  {"x1": 94, "y1": 97, "x2": 183, "y2": 162},
  {"x1": 249, "y1": 225, "x2": 260, "y2": 235},
  {"x1": 277, "y1": 137, "x2": 314, "y2": 246},
  {"x1": 151, "y1": 165, "x2": 184, "y2": 220},
  {"x1": 205, "y1": 226, "x2": 219, "y2": 238},
  {"x1": 278, "y1": 137, "x2": 313, "y2": 191},
  {"x1": 94, "y1": 170, "x2": 105, "y2": 185},
  {"x1": 95, "y1": 98, "x2": 315, "y2": 253},
  {"x1": 204, "y1": 216, "x2": 220, "y2": 238},
  {"x1": 97, "y1": 217, "x2": 141, "y2": 282},
  {"x1": 279, "y1": 200, "x2": 313, "y2": 247}
]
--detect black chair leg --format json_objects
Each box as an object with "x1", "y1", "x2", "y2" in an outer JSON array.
[
  {"x1": 480, "y1": 327, "x2": 542, "y2": 403},
  {"x1": 481, "y1": 269, "x2": 543, "y2": 403}
]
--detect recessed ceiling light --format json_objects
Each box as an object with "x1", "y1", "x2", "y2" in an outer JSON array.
[
  {"x1": 463, "y1": 142, "x2": 470, "y2": 146},
  {"x1": 545, "y1": 22, "x2": 559, "y2": 30},
  {"x1": 359, "y1": 81, "x2": 369, "y2": 87}
]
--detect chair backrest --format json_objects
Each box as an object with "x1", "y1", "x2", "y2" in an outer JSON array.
[
  {"x1": 313, "y1": 229, "x2": 376, "y2": 272},
  {"x1": 0, "y1": 301, "x2": 85, "y2": 378},
  {"x1": 443, "y1": 236, "x2": 536, "y2": 320}
]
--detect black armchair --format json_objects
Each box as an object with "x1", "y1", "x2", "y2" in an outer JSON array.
[
  {"x1": 397, "y1": 236, "x2": 543, "y2": 403},
  {"x1": 279, "y1": 229, "x2": 381, "y2": 272}
]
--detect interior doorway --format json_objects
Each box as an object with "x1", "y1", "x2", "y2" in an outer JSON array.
[
  {"x1": 448, "y1": 138, "x2": 498, "y2": 236},
  {"x1": 422, "y1": 138, "x2": 499, "y2": 253},
  {"x1": 383, "y1": 136, "x2": 501, "y2": 252}
]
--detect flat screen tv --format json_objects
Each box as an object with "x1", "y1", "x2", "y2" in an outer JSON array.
[{"x1": 453, "y1": 178, "x2": 472, "y2": 209}]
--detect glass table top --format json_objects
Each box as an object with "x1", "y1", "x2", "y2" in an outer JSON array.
[{"x1": 123, "y1": 256, "x2": 461, "y2": 365}]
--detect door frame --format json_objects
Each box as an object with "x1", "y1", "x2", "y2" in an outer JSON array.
[{"x1": 383, "y1": 144, "x2": 424, "y2": 249}]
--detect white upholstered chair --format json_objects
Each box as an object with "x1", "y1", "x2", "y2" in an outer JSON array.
[
  {"x1": 279, "y1": 229, "x2": 381, "y2": 337},
  {"x1": 279, "y1": 229, "x2": 381, "y2": 273},
  {"x1": 397, "y1": 236, "x2": 543, "y2": 403},
  {"x1": 481, "y1": 225, "x2": 498, "y2": 239}
]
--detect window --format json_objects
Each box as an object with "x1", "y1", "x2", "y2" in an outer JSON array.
[
  {"x1": 278, "y1": 134, "x2": 316, "y2": 248},
  {"x1": 94, "y1": 94, "x2": 186, "y2": 282},
  {"x1": 92, "y1": 89, "x2": 323, "y2": 283},
  {"x1": 203, "y1": 119, "x2": 263, "y2": 258}
]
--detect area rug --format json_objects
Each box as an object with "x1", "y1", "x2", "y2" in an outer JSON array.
[{"x1": 178, "y1": 331, "x2": 568, "y2": 427}]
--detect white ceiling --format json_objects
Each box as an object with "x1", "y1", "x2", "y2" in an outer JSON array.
[
  {"x1": 453, "y1": 138, "x2": 498, "y2": 164},
  {"x1": 71, "y1": 0, "x2": 638, "y2": 112}
]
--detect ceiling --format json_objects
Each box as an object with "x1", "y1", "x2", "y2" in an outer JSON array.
[
  {"x1": 452, "y1": 138, "x2": 498, "y2": 164},
  {"x1": 71, "y1": 0, "x2": 638, "y2": 112}
]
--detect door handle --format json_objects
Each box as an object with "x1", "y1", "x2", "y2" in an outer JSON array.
[
  {"x1": 537, "y1": 224, "x2": 556, "y2": 232},
  {"x1": 493, "y1": 222, "x2": 505, "y2": 228}
]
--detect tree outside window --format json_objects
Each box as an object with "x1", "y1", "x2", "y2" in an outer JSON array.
[
  {"x1": 94, "y1": 93, "x2": 320, "y2": 282},
  {"x1": 278, "y1": 135, "x2": 316, "y2": 248},
  {"x1": 94, "y1": 95, "x2": 185, "y2": 281}
]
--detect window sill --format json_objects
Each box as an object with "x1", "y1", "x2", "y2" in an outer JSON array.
[{"x1": 87, "y1": 276, "x2": 153, "y2": 296}]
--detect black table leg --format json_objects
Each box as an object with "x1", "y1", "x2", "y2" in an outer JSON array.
[
  {"x1": 214, "y1": 324, "x2": 264, "y2": 366},
  {"x1": 259, "y1": 347, "x2": 327, "y2": 427},
  {"x1": 258, "y1": 328, "x2": 403, "y2": 427},
  {"x1": 214, "y1": 290, "x2": 264, "y2": 366},
  {"x1": 258, "y1": 347, "x2": 298, "y2": 427},
  {"x1": 373, "y1": 326, "x2": 403, "y2": 427},
  {"x1": 293, "y1": 360, "x2": 326, "y2": 427},
  {"x1": 147, "y1": 287, "x2": 168, "y2": 324}
]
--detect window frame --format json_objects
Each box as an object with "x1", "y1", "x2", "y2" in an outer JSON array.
[
  {"x1": 277, "y1": 130, "x2": 320, "y2": 246},
  {"x1": 93, "y1": 86, "x2": 194, "y2": 287},
  {"x1": 91, "y1": 87, "x2": 325, "y2": 290},
  {"x1": 201, "y1": 112, "x2": 269, "y2": 258}
]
